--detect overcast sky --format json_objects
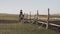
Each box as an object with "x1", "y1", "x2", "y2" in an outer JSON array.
[{"x1": 0, "y1": 0, "x2": 60, "y2": 15}]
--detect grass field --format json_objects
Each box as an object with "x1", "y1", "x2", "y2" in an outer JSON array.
[
  {"x1": 0, "y1": 13, "x2": 18, "y2": 20},
  {"x1": 0, "y1": 13, "x2": 60, "y2": 21},
  {"x1": 0, "y1": 13, "x2": 60, "y2": 34},
  {"x1": 0, "y1": 23, "x2": 60, "y2": 34}
]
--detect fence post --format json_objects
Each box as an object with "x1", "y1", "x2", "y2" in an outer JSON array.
[
  {"x1": 36, "y1": 10, "x2": 39, "y2": 24},
  {"x1": 30, "y1": 11, "x2": 31, "y2": 23},
  {"x1": 46, "y1": 8, "x2": 50, "y2": 29},
  {"x1": 37, "y1": 10, "x2": 39, "y2": 20}
]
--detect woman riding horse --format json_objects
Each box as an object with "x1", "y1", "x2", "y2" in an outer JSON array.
[{"x1": 19, "y1": 10, "x2": 24, "y2": 22}]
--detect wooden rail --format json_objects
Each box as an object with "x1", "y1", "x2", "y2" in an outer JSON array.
[
  {"x1": 23, "y1": 19, "x2": 60, "y2": 27},
  {"x1": 38, "y1": 21, "x2": 60, "y2": 27}
]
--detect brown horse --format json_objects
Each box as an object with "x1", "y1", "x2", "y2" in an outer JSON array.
[{"x1": 19, "y1": 14, "x2": 24, "y2": 22}]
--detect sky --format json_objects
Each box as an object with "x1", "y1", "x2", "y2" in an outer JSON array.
[{"x1": 0, "y1": 0, "x2": 60, "y2": 15}]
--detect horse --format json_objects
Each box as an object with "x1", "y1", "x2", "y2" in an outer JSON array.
[{"x1": 19, "y1": 14, "x2": 24, "y2": 22}]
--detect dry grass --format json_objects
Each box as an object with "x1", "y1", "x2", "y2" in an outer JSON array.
[{"x1": 0, "y1": 23, "x2": 60, "y2": 34}]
